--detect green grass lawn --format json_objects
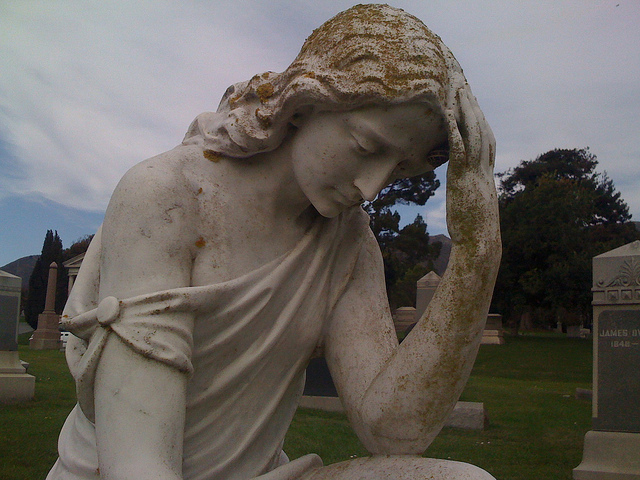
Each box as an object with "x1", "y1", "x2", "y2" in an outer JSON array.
[{"x1": 2, "y1": 333, "x2": 592, "y2": 479}]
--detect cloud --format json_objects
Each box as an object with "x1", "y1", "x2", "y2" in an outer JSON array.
[{"x1": 0, "y1": 0, "x2": 639, "y2": 260}]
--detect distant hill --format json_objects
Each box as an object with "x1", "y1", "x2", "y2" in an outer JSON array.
[
  {"x1": 1, "y1": 255, "x2": 38, "y2": 290},
  {"x1": 429, "y1": 234, "x2": 451, "y2": 276}
]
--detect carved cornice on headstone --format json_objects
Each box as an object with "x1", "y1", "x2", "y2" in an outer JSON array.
[{"x1": 593, "y1": 242, "x2": 640, "y2": 306}]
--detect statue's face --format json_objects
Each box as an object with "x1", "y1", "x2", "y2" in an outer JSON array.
[{"x1": 291, "y1": 103, "x2": 447, "y2": 218}]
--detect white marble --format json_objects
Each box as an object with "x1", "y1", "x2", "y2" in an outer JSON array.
[{"x1": 48, "y1": 5, "x2": 500, "y2": 480}]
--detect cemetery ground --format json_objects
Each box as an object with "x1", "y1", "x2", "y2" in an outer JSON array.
[{"x1": 2, "y1": 331, "x2": 591, "y2": 480}]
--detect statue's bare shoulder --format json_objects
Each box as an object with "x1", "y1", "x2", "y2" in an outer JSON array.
[{"x1": 100, "y1": 146, "x2": 203, "y2": 297}]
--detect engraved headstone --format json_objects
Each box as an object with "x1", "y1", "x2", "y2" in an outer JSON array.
[
  {"x1": 574, "y1": 240, "x2": 640, "y2": 479},
  {"x1": 0, "y1": 269, "x2": 35, "y2": 403},
  {"x1": 595, "y1": 310, "x2": 640, "y2": 432}
]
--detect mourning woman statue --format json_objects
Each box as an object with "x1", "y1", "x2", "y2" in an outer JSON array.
[{"x1": 47, "y1": 5, "x2": 500, "y2": 480}]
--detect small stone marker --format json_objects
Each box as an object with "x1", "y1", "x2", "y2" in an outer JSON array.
[
  {"x1": 415, "y1": 271, "x2": 441, "y2": 320},
  {"x1": 481, "y1": 314, "x2": 504, "y2": 345},
  {"x1": 0, "y1": 269, "x2": 35, "y2": 403},
  {"x1": 29, "y1": 262, "x2": 62, "y2": 350},
  {"x1": 574, "y1": 240, "x2": 640, "y2": 479}
]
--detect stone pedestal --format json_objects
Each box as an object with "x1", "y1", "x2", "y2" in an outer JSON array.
[
  {"x1": 0, "y1": 269, "x2": 35, "y2": 403},
  {"x1": 394, "y1": 306, "x2": 416, "y2": 333},
  {"x1": 30, "y1": 262, "x2": 61, "y2": 350},
  {"x1": 0, "y1": 350, "x2": 35, "y2": 403},
  {"x1": 574, "y1": 241, "x2": 640, "y2": 479},
  {"x1": 29, "y1": 310, "x2": 61, "y2": 349},
  {"x1": 481, "y1": 314, "x2": 504, "y2": 345},
  {"x1": 574, "y1": 431, "x2": 640, "y2": 479}
]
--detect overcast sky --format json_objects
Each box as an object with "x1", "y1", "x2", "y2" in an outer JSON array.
[{"x1": 1, "y1": 0, "x2": 639, "y2": 267}]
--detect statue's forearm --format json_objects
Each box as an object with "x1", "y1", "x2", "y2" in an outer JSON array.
[{"x1": 357, "y1": 150, "x2": 501, "y2": 455}]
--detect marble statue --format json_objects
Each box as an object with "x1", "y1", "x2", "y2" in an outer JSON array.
[{"x1": 47, "y1": 5, "x2": 501, "y2": 480}]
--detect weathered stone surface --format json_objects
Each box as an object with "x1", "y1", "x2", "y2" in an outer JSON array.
[{"x1": 47, "y1": 5, "x2": 500, "y2": 479}]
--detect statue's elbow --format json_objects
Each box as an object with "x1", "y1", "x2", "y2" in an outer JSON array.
[{"x1": 358, "y1": 406, "x2": 437, "y2": 455}]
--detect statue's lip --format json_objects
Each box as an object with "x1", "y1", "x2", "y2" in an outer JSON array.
[{"x1": 336, "y1": 187, "x2": 363, "y2": 206}]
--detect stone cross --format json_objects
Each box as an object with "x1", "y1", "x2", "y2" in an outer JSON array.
[
  {"x1": 574, "y1": 240, "x2": 640, "y2": 479},
  {"x1": 29, "y1": 262, "x2": 62, "y2": 350}
]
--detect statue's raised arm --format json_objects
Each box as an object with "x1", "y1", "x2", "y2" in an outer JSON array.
[{"x1": 47, "y1": 5, "x2": 500, "y2": 480}]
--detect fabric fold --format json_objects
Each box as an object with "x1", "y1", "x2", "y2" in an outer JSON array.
[{"x1": 51, "y1": 206, "x2": 370, "y2": 480}]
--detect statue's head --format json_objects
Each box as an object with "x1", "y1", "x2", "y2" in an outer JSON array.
[{"x1": 184, "y1": 4, "x2": 467, "y2": 172}]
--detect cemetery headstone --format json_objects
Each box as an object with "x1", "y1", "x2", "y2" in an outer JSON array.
[
  {"x1": 0, "y1": 269, "x2": 35, "y2": 403},
  {"x1": 481, "y1": 314, "x2": 504, "y2": 345},
  {"x1": 415, "y1": 271, "x2": 441, "y2": 321},
  {"x1": 574, "y1": 240, "x2": 640, "y2": 479},
  {"x1": 29, "y1": 262, "x2": 61, "y2": 350}
]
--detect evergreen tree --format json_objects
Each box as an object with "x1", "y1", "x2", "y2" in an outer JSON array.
[
  {"x1": 24, "y1": 230, "x2": 68, "y2": 329},
  {"x1": 364, "y1": 171, "x2": 442, "y2": 310},
  {"x1": 494, "y1": 148, "x2": 639, "y2": 329}
]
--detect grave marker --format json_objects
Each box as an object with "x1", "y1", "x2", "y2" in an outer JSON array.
[
  {"x1": 0, "y1": 269, "x2": 35, "y2": 403},
  {"x1": 574, "y1": 240, "x2": 640, "y2": 479}
]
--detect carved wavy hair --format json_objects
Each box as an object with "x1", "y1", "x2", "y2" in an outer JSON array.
[{"x1": 183, "y1": 4, "x2": 467, "y2": 168}]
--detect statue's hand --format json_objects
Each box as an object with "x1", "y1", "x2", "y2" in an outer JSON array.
[
  {"x1": 445, "y1": 84, "x2": 498, "y2": 244},
  {"x1": 447, "y1": 84, "x2": 495, "y2": 176}
]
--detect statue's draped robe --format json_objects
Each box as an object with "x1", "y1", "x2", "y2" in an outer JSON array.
[{"x1": 47, "y1": 207, "x2": 369, "y2": 480}]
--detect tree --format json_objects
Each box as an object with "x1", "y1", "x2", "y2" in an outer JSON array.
[
  {"x1": 493, "y1": 148, "x2": 639, "y2": 329},
  {"x1": 63, "y1": 234, "x2": 94, "y2": 262},
  {"x1": 24, "y1": 230, "x2": 68, "y2": 329},
  {"x1": 365, "y1": 171, "x2": 443, "y2": 310}
]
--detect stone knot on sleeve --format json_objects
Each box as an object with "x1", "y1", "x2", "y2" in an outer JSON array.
[{"x1": 96, "y1": 296, "x2": 121, "y2": 326}]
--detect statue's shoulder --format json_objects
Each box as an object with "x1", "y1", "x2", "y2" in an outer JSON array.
[
  {"x1": 107, "y1": 146, "x2": 201, "y2": 220},
  {"x1": 115, "y1": 146, "x2": 198, "y2": 199}
]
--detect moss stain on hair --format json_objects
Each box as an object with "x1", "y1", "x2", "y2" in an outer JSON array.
[
  {"x1": 256, "y1": 83, "x2": 275, "y2": 103},
  {"x1": 203, "y1": 150, "x2": 222, "y2": 162}
]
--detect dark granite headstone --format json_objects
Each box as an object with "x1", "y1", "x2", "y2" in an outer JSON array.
[
  {"x1": 595, "y1": 310, "x2": 640, "y2": 433},
  {"x1": 303, "y1": 358, "x2": 338, "y2": 397},
  {"x1": 574, "y1": 241, "x2": 640, "y2": 479},
  {"x1": 0, "y1": 295, "x2": 20, "y2": 351},
  {"x1": 0, "y1": 270, "x2": 21, "y2": 352}
]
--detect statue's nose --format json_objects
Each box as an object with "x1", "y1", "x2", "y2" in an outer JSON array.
[{"x1": 355, "y1": 161, "x2": 398, "y2": 202}]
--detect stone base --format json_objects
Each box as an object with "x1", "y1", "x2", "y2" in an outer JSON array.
[
  {"x1": 29, "y1": 336, "x2": 61, "y2": 350},
  {"x1": 481, "y1": 331, "x2": 505, "y2": 345},
  {"x1": 447, "y1": 401, "x2": 489, "y2": 430},
  {"x1": 30, "y1": 311, "x2": 61, "y2": 350},
  {"x1": 574, "y1": 430, "x2": 640, "y2": 479},
  {"x1": 0, "y1": 373, "x2": 35, "y2": 403},
  {"x1": 0, "y1": 350, "x2": 26, "y2": 374}
]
